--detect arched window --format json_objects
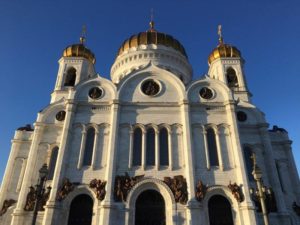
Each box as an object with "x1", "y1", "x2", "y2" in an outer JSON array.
[
  {"x1": 67, "y1": 194, "x2": 93, "y2": 225},
  {"x1": 208, "y1": 195, "x2": 234, "y2": 225},
  {"x1": 146, "y1": 128, "x2": 155, "y2": 166},
  {"x1": 226, "y1": 68, "x2": 238, "y2": 88},
  {"x1": 135, "y1": 190, "x2": 166, "y2": 225},
  {"x1": 159, "y1": 128, "x2": 169, "y2": 166},
  {"x1": 132, "y1": 127, "x2": 142, "y2": 166},
  {"x1": 207, "y1": 128, "x2": 219, "y2": 166},
  {"x1": 64, "y1": 67, "x2": 76, "y2": 86},
  {"x1": 48, "y1": 146, "x2": 59, "y2": 180},
  {"x1": 243, "y1": 146, "x2": 254, "y2": 181},
  {"x1": 83, "y1": 127, "x2": 95, "y2": 166}
]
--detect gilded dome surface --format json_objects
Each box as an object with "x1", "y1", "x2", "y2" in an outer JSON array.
[
  {"x1": 117, "y1": 23, "x2": 188, "y2": 59},
  {"x1": 62, "y1": 43, "x2": 96, "y2": 64},
  {"x1": 208, "y1": 43, "x2": 241, "y2": 64}
]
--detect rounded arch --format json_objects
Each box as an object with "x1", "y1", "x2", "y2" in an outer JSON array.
[
  {"x1": 126, "y1": 178, "x2": 176, "y2": 225},
  {"x1": 226, "y1": 67, "x2": 239, "y2": 88},
  {"x1": 64, "y1": 67, "x2": 77, "y2": 87},
  {"x1": 208, "y1": 195, "x2": 234, "y2": 225}
]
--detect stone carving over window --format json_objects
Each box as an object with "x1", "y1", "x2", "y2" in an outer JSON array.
[
  {"x1": 195, "y1": 180, "x2": 208, "y2": 202},
  {"x1": 0, "y1": 199, "x2": 16, "y2": 216},
  {"x1": 24, "y1": 186, "x2": 36, "y2": 211},
  {"x1": 90, "y1": 179, "x2": 107, "y2": 201},
  {"x1": 164, "y1": 175, "x2": 188, "y2": 204},
  {"x1": 293, "y1": 202, "x2": 300, "y2": 216},
  {"x1": 228, "y1": 181, "x2": 244, "y2": 203},
  {"x1": 57, "y1": 178, "x2": 75, "y2": 201},
  {"x1": 114, "y1": 173, "x2": 144, "y2": 202}
]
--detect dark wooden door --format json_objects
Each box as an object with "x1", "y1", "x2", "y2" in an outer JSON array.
[
  {"x1": 67, "y1": 194, "x2": 93, "y2": 225},
  {"x1": 209, "y1": 195, "x2": 234, "y2": 225}
]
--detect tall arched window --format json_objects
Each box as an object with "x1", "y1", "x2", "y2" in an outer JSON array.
[
  {"x1": 159, "y1": 128, "x2": 169, "y2": 166},
  {"x1": 64, "y1": 67, "x2": 76, "y2": 86},
  {"x1": 83, "y1": 127, "x2": 95, "y2": 166},
  {"x1": 207, "y1": 128, "x2": 219, "y2": 166},
  {"x1": 132, "y1": 127, "x2": 142, "y2": 166},
  {"x1": 226, "y1": 68, "x2": 238, "y2": 88},
  {"x1": 67, "y1": 194, "x2": 93, "y2": 225},
  {"x1": 146, "y1": 128, "x2": 155, "y2": 166},
  {"x1": 243, "y1": 146, "x2": 254, "y2": 181},
  {"x1": 48, "y1": 146, "x2": 59, "y2": 180},
  {"x1": 208, "y1": 195, "x2": 234, "y2": 225}
]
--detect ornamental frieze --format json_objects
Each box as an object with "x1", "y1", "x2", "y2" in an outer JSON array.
[
  {"x1": 57, "y1": 178, "x2": 75, "y2": 201},
  {"x1": 164, "y1": 175, "x2": 188, "y2": 205},
  {"x1": 114, "y1": 173, "x2": 144, "y2": 202},
  {"x1": 228, "y1": 181, "x2": 244, "y2": 203},
  {"x1": 0, "y1": 199, "x2": 16, "y2": 216},
  {"x1": 90, "y1": 179, "x2": 107, "y2": 201},
  {"x1": 195, "y1": 180, "x2": 208, "y2": 202}
]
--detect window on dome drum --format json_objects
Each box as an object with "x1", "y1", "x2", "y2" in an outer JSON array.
[
  {"x1": 208, "y1": 195, "x2": 234, "y2": 225},
  {"x1": 67, "y1": 194, "x2": 93, "y2": 225},
  {"x1": 83, "y1": 127, "x2": 95, "y2": 166},
  {"x1": 132, "y1": 127, "x2": 142, "y2": 166},
  {"x1": 243, "y1": 146, "x2": 254, "y2": 181},
  {"x1": 226, "y1": 68, "x2": 238, "y2": 88},
  {"x1": 48, "y1": 146, "x2": 59, "y2": 180},
  {"x1": 207, "y1": 128, "x2": 219, "y2": 166},
  {"x1": 146, "y1": 128, "x2": 155, "y2": 166},
  {"x1": 64, "y1": 67, "x2": 76, "y2": 86},
  {"x1": 159, "y1": 128, "x2": 169, "y2": 166}
]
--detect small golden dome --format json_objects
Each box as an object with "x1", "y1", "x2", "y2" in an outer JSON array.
[
  {"x1": 208, "y1": 25, "x2": 241, "y2": 64},
  {"x1": 62, "y1": 44, "x2": 96, "y2": 64},
  {"x1": 208, "y1": 43, "x2": 241, "y2": 64},
  {"x1": 117, "y1": 22, "x2": 188, "y2": 58}
]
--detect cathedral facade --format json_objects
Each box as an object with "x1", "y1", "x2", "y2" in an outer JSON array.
[{"x1": 0, "y1": 23, "x2": 299, "y2": 225}]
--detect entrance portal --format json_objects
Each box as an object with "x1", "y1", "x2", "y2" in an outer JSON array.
[
  {"x1": 67, "y1": 194, "x2": 93, "y2": 225},
  {"x1": 135, "y1": 190, "x2": 166, "y2": 225},
  {"x1": 208, "y1": 195, "x2": 234, "y2": 225}
]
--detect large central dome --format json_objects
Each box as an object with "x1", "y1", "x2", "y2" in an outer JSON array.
[
  {"x1": 111, "y1": 21, "x2": 192, "y2": 84},
  {"x1": 117, "y1": 22, "x2": 188, "y2": 59}
]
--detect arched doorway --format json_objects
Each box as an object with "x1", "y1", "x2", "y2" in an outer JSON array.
[
  {"x1": 135, "y1": 190, "x2": 166, "y2": 225},
  {"x1": 208, "y1": 195, "x2": 234, "y2": 225},
  {"x1": 67, "y1": 194, "x2": 93, "y2": 225}
]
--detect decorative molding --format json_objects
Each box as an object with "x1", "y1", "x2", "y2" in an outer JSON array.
[
  {"x1": 0, "y1": 199, "x2": 16, "y2": 216},
  {"x1": 163, "y1": 175, "x2": 188, "y2": 204},
  {"x1": 228, "y1": 182, "x2": 244, "y2": 203},
  {"x1": 114, "y1": 173, "x2": 144, "y2": 202},
  {"x1": 89, "y1": 179, "x2": 106, "y2": 201}
]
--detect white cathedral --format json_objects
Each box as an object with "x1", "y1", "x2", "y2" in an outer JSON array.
[{"x1": 0, "y1": 22, "x2": 299, "y2": 225}]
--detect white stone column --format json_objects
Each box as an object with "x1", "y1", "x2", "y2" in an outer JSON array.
[
  {"x1": 91, "y1": 129, "x2": 99, "y2": 169},
  {"x1": 168, "y1": 129, "x2": 173, "y2": 170},
  {"x1": 142, "y1": 130, "x2": 146, "y2": 170},
  {"x1": 202, "y1": 129, "x2": 210, "y2": 170},
  {"x1": 128, "y1": 130, "x2": 133, "y2": 169},
  {"x1": 215, "y1": 130, "x2": 224, "y2": 171},
  {"x1": 0, "y1": 137, "x2": 21, "y2": 207},
  {"x1": 11, "y1": 125, "x2": 44, "y2": 225},
  {"x1": 155, "y1": 129, "x2": 159, "y2": 170},
  {"x1": 16, "y1": 158, "x2": 27, "y2": 192},
  {"x1": 42, "y1": 99, "x2": 77, "y2": 225},
  {"x1": 77, "y1": 127, "x2": 86, "y2": 169},
  {"x1": 99, "y1": 101, "x2": 119, "y2": 225}
]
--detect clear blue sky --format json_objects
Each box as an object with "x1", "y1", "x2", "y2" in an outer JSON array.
[{"x1": 0, "y1": 0, "x2": 299, "y2": 184}]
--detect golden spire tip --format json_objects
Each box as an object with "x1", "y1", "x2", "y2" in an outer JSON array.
[
  {"x1": 80, "y1": 25, "x2": 87, "y2": 45},
  {"x1": 149, "y1": 8, "x2": 155, "y2": 31},
  {"x1": 218, "y1": 24, "x2": 224, "y2": 45}
]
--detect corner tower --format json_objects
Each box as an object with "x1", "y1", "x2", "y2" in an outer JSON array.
[
  {"x1": 51, "y1": 30, "x2": 96, "y2": 103},
  {"x1": 208, "y1": 25, "x2": 251, "y2": 102}
]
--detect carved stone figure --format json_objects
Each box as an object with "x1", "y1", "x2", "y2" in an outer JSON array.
[
  {"x1": 90, "y1": 179, "x2": 107, "y2": 201},
  {"x1": 114, "y1": 173, "x2": 144, "y2": 202},
  {"x1": 24, "y1": 186, "x2": 37, "y2": 211},
  {"x1": 195, "y1": 180, "x2": 207, "y2": 202},
  {"x1": 228, "y1": 181, "x2": 243, "y2": 202},
  {"x1": 0, "y1": 199, "x2": 16, "y2": 216},
  {"x1": 293, "y1": 202, "x2": 300, "y2": 216},
  {"x1": 57, "y1": 178, "x2": 74, "y2": 201},
  {"x1": 164, "y1": 175, "x2": 188, "y2": 204},
  {"x1": 38, "y1": 186, "x2": 51, "y2": 211}
]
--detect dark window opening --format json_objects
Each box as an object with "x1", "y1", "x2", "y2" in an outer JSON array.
[
  {"x1": 159, "y1": 128, "x2": 169, "y2": 166},
  {"x1": 226, "y1": 68, "x2": 238, "y2": 88},
  {"x1": 83, "y1": 127, "x2": 95, "y2": 166},
  {"x1": 67, "y1": 194, "x2": 93, "y2": 225},
  {"x1": 64, "y1": 67, "x2": 76, "y2": 86},
  {"x1": 132, "y1": 128, "x2": 142, "y2": 166},
  {"x1": 207, "y1": 128, "x2": 219, "y2": 166},
  {"x1": 243, "y1": 146, "x2": 254, "y2": 181},
  {"x1": 146, "y1": 128, "x2": 155, "y2": 166},
  {"x1": 48, "y1": 147, "x2": 59, "y2": 180},
  {"x1": 208, "y1": 195, "x2": 234, "y2": 225}
]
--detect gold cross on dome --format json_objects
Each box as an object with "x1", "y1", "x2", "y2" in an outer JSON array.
[
  {"x1": 218, "y1": 24, "x2": 224, "y2": 44},
  {"x1": 80, "y1": 25, "x2": 86, "y2": 45}
]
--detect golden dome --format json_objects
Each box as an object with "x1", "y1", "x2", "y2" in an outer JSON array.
[
  {"x1": 117, "y1": 21, "x2": 188, "y2": 58},
  {"x1": 62, "y1": 43, "x2": 96, "y2": 64},
  {"x1": 208, "y1": 25, "x2": 241, "y2": 64}
]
